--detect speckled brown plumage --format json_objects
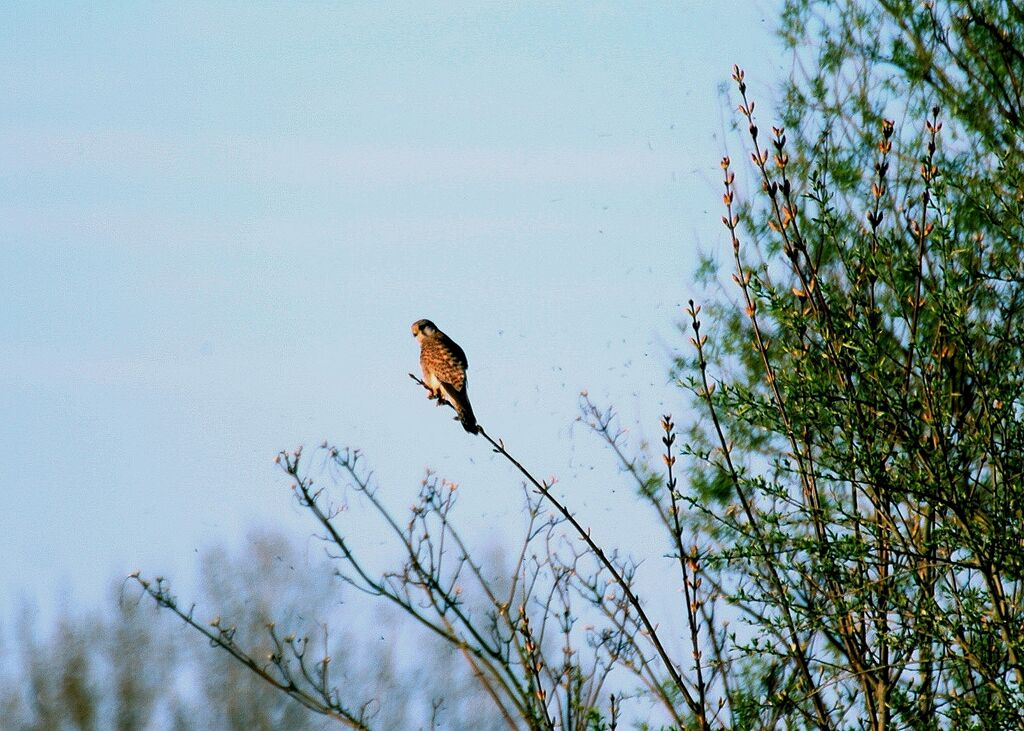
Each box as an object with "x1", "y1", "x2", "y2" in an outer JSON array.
[{"x1": 411, "y1": 319, "x2": 478, "y2": 434}]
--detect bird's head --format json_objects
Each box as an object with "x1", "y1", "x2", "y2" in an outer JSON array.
[{"x1": 411, "y1": 319, "x2": 438, "y2": 340}]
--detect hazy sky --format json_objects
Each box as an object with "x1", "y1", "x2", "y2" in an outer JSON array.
[{"x1": 0, "y1": 2, "x2": 783, "y2": 618}]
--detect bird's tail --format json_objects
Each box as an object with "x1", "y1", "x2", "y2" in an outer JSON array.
[{"x1": 442, "y1": 383, "x2": 478, "y2": 434}]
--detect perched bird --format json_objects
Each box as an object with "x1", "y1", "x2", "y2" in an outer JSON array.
[{"x1": 411, "y1": 319, "x2": 478, "y2": 434}]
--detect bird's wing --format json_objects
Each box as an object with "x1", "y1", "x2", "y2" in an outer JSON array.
[{"x1": 438, "y1": 332, "x2": 468, "y2": 370}]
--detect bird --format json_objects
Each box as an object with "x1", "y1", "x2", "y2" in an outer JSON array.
[{"x1": 411, "y1": 319, "x2": 478, "y2": 434}]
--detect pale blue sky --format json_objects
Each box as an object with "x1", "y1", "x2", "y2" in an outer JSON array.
[{"x1": 0, "y1": 2, "x2": 782, "y2": 618}]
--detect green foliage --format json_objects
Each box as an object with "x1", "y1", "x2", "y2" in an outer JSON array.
[{"x1": 677, "y1": 1, "x2": 1024, "y2": 727}]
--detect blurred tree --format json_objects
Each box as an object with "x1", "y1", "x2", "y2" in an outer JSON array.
[
  {"x1": 0, "y1": 531, "x2": 501, "y2": 730},
  {"x1": 1, "y1": 592, "x2": 172, "y2": 731}
]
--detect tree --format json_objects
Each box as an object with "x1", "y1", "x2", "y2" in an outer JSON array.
[
  {"x1": 137, "y1": 445, "x2": 650, "y2": 729},
  {"x1": 1, "y1": 587, "x2": 175, "y2": 730},
  {"x1": 135, "y1": 1, "x2": 1024, "y2": 729},
  {"x1": 672, "y1": 1, "x2": 1024, "y2": 727},
  {"x1": 0, "y1": 532, "x2": 500, "y2": 730}
]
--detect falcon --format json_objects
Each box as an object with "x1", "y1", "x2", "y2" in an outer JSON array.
[{"x1": 411, "y1": 319, "x2": 478, "y2": 434}]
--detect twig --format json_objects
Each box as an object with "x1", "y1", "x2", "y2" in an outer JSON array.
[{"x1": 408, "y1": 373, "x2": 698, "y2": 719}]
